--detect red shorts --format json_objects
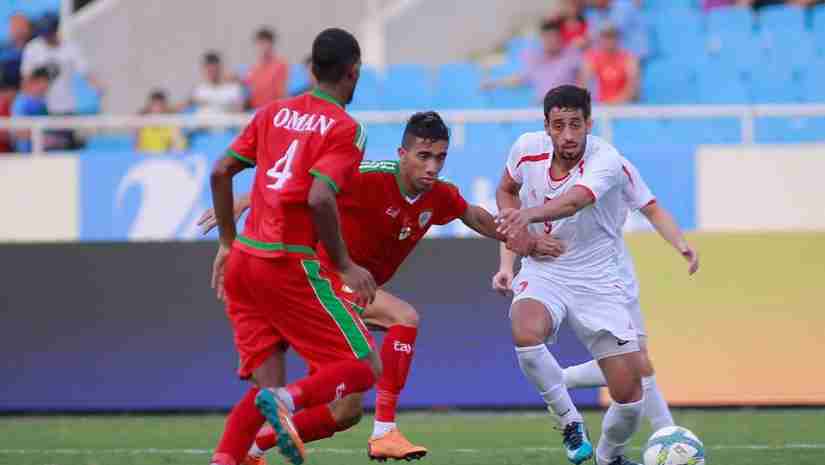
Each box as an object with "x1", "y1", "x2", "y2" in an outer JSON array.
[{"x1": 224, "y1": 248, "x2": 374, "y2": 379}]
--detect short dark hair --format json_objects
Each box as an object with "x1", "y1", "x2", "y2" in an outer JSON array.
[
  {"x1": 311, "y1": 28, "x2": 361, "y2": 84},
  {"x1": 30, "y1": 66, "x2": 51, "y2": 81},
  {"x1": 402, "y1": 111, "x2": 450, "y2": 148},
  {"x1": 256, "y1": 27, "x2": 275, "y2": 43},
  {"x1": 149, "y1": 89, "x2": 167, "y2": 101},
  {"x1": 540, "y1": 18, "x2": 563, "y2": 33},
  {"x1": 543, "y1": 85, "x2": 591, "y2": 120},
  {"x1": 203, "y1": 51, "x2": 221, "y2": 65}
]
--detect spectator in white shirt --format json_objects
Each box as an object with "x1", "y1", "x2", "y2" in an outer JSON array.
[
  {"x1": 187, "y1": 51, "x2": 244, "y2": 115},
  {"x1": 20, "y1": 13, "x2": 103, "y2": 115}
]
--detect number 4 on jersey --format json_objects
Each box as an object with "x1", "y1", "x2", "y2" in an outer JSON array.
[{"x1": 266, "y1": 139, "x2": 298, "y2": 190}]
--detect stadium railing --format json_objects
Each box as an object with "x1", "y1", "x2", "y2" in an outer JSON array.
[{"x1": 3, "y1": 103, "x2": 825, "y2": 155}]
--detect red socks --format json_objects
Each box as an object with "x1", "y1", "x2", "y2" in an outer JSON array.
[
  {"x1": 286, "y1": 359, "x2": 376, "y2": 410},
  {"x1": 375, "y1": 325, "x2": 418, "y2": 422},
  {"x1": 212, "y1": 387, "x2": 266, "y2": 465},
  {"x1": 256, "y1": 404, "x2": 340, "y2": 448}
]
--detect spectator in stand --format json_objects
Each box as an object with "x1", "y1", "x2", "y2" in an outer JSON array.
[
  {"x1": 11, "y1": 66, "x2": 71, "y2": 152},
  {"x1": 481, "y1": 18, "x2": 582, "y2": 103},
  {"x1": 579, "y1": 23, "x2": 639, "y2": 105},
  {"x1": 20, "y1": 13, "x2": 104, "y2": 115},
  {"x1": 737, "y1": 0, "x2": 824, "y2": 8},
  {"x1": 586, "y1": 0, "x2": 649, "y2": 61},
  {"x1": 136, "y1": 89, "x2": 187, "y2": 154},
  {"x1": 0, "y1": 14, "x2": 33, "y2": 90},
  {"x1": 186, "y1": 51, "x2": 244, "y2": 114},
  {"x1": 244, "y1": 27, "x2": 289, "y2": 109},
  {"x1": 552, "y1": 0, "x2": 589, "y2": 49}
]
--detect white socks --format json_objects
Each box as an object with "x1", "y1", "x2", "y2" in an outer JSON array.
[
  {"x1": 564, "y1": 361, "x2": 676, "y2": 431},
  {"x1": 563, "y1": 359, "x2": 607, "y2": 389},
  {"x1": 596, "y1": 396, "x2": 644, "y2": 465},
  {"x1": 642, "y1": 376, "x2": 674, "y2": 431},
  {"x1": 372, "y1": 420, "x2": 396, "y2": 439},
  {"x1": 516, "y1": 344, "x2": 583, "y2": 426}
]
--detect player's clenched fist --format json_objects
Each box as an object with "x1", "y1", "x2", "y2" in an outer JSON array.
[
  {"x1": 491, "y1": 268, "x2": 514, "y2": 296},
  {"x1": 339, "y1": 261, "x2": 377, "y2": 307},
  {"x1": 496, "y1": 208, "x2": 530, "y2": 237}
]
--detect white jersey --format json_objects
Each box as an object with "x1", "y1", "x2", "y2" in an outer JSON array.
[
  {"x1": 506, "y1": 132, "x2": 644, "y2": 294},
  {"x1": 21, "y1": 37, "x2": 89, "y2": 114},
  {"x1": 616, "y1": 159, "x2": 656, "y2": 300}
]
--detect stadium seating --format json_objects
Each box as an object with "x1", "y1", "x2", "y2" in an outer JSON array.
[
  {"x1": 433, "y1": 62, "x2": 487, "y2": 109},
  {"x1": 348, "y1": 65, "x2": 382, "y2": 111},
  {"x1": 84, "y1": 134, "x2": 135, "y2": 152},
  {"x1": 754, "y1": 117, "x2": 825, "y2": 143},
  {"x1": 381, "y1": 64, "x2": 434, "y2": 111},
  {"x1": 812, "y1": 5, "x2": 825, "y2": 56},
  {"x1": 641, "y1": 59, "x2": 699, "y2": 104}
]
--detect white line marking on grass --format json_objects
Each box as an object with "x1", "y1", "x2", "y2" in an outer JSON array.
[{"x1": 1, "y1": 444, "x2": 824, "y2": 455}]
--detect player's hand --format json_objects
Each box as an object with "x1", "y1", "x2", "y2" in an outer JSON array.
[
  {"x1": 681, "y1": 246, "x2": 699, "y2": 275},
  {"x1": 491, "y1": 269, "x2": 514, "y2": 296},
  {"x1": 211, "y1": 242, "x2": 231, "y2": 301},
  {"x1": 197, "y1": 202, "x2": 247, "y2": 235},
  {"x1": 497, "y1": 208, "x2": 530, "y2": 238},
  {"x1": 505, "y1": 227, "x2": 537, "y2": 256},
  {"x1": 339, "y1": 262, "x2": 377, "y2": 307},
  {"x1": 531, "y1": 234, "x2": 566, "y2": 260}
]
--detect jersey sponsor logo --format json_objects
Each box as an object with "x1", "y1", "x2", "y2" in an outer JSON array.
[
  {"x1": 272, "y1": 108, "x2": 336, "y2": 135},
  {"x1": 418, "y1": 210, "x2": 432, "y2": 228},
  {"x1": 515, "y1": 281, "x2": 528, "y2": 295},
  {"x1": 398, "y1": 226, "x2": 412, "y2": 240},
  {"x1": 386, "y1": 206, "x2": 400, "y2": 218},
  {"x1": 393, "y1": 341, "x2": 413, "y2": 354},
  {"x1": 116, "y1": 154, "x2": 208, "y2": 240},
  {"x1": 341, "y1": 284, "x2": 354, "y2": 294}
]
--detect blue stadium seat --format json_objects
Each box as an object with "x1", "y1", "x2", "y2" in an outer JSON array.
[
  {"x1": 754, "y1": 117, "x2": 825, "y2": 143},
  {"x1": 380, "y1": 64, "x2": 433, "y2": 111},
  {"x1": 649, "y1": 9, "x2": 705, "y2": 59},
  {"x1": 706, "y1": 6, "x2": 755, "y2": 55},
  {"x1": 642, "y1": 0, "x2": 696, "y2": 10},
  {"x1": 747, "y1": 58, "x2": 804, "y2": 103},
  {"x1": 641, "y1": 59, "x2": 699, "y2": 104},
  {"x1": 73, "y1": 74, "x2": 101, "y2": 114},
  {"x1": 433, "y1": 62, "x2": 487, "y2": 109},
  {"x1": 800, "y1": 58, "x2": 825, "y2": 102},
  {"x1": 16, "y1": 0, "x2": 59, "y2": 16},
  {"x1": 85, "y1": 134, "x2": 135, "y2": 152},
  {"x1": 348, "y1": 65, "x2": 382, "y2": 111},
  {"x1": 757, "y1": 4, "x2": 806, "y2": 32},
  {"x1": 286, "y1": 63, "x2": 310, "y2": 96},
  {"x1": 812, "y1": 5, "x2": 825, "y2": 56},
  {"x1": 189, "y1": 131, "x2": 236, "y2": 153},
  {"x1": 696, "y1": 64, "x2": 750, "y2": 104},
  {"x1": 482, "y1": 63, "x2": 534, "y2": 109},
  {"x1": 761, "y1": 32, "x2": 815, "y2": 68}
]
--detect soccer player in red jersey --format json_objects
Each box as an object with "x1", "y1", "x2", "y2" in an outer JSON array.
[
  {"x1": 207, "y1": 28, "x2": 380, "y2": 465},
  {"x1": 201, "y1": 111, "x2": 565, "y2": 462}
]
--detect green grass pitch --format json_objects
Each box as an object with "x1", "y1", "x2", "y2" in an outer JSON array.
[{"x1": 1, "y1": 409, "x2": 823, "y2": 464}]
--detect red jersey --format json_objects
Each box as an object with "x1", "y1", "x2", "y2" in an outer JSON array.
[
  {"x1": 319, "y1": 160, "x2": 469, "y2": 286},
  {"x1": 228, "y1": 89, "x2": 367, "y2": 258}
]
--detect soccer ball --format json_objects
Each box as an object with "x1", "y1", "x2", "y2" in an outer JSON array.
[{"x1": 643, "y1": 426, "x2": 705, "y2": 465}]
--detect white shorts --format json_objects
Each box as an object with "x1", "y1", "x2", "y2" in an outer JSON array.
[
  {"x1": 627, "y1": 296, "x2": 647, "y2": 338},
  {"x1": 510, "y1": 270, "x2": 639, "y2": 360}
]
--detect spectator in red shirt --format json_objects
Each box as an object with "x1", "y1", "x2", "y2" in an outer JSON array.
[
  {"x1": 554, "y1": 0, "x2": 589, "y2": 49},
  {"x1": 244, "y1": 27, "x2": 288, "y2": 109},
  {"x1": 579, "y1": 23, "x2": 639, "y2": 105}
]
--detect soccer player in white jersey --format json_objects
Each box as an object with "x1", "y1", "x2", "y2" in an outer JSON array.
[
  {"x1": 495, "y1": 85, "x2": 653, "y2": 465},
  {"x1": 493, "y1": 146, "x2": 700, "y2": 435}
]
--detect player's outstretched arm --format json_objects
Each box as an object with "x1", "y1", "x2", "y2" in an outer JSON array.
[
  {"x1": 496, "y1": 169, "x2": 522, "y2": 211},
  {"x1": 308, "y1": 177, "x2": 377, "y2": 304},
  {"x1": 640, "y1": 201, "x2": 699, "y2": 275},
  {"x1": 497, "y1": 185, "x2": 594, "y2": 237},
  {"x1": 197, "y1": 193, "x2": 251, "y2": 235}
]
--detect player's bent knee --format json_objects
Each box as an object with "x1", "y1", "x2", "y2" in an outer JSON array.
[
  {"x1": 391, "y1": 302, "x2": 420, "y2": 327},
  {"x1": 510, "y1": 300, "x2": 553, "y2": 347},
  {"x1": 330, "y1": 394, "x2": 364, "y2": 430}
]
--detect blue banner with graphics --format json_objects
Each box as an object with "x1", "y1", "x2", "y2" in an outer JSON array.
[{"x1": 76, "y1": 134, "x2": 696, "y2": 241}]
